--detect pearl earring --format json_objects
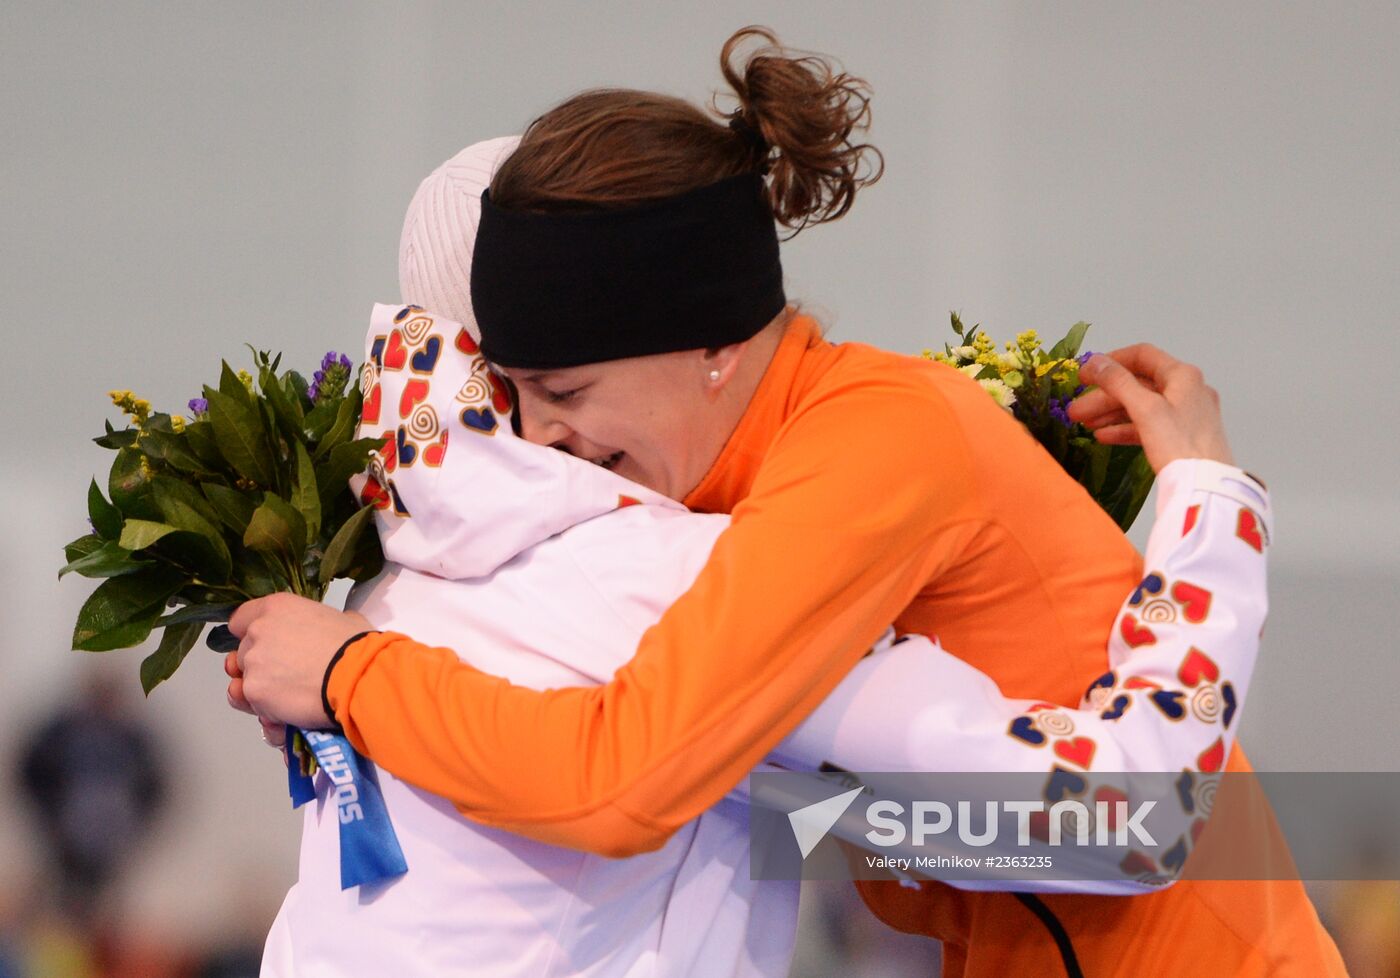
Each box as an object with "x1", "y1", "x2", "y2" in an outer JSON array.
[{"x1": 708, "y1": 369, "x2": 721, "y2": 383}]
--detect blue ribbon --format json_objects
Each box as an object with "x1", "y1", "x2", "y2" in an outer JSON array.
[{"x1": 285, "y1": 727, "x2": 408, "y2": 890}]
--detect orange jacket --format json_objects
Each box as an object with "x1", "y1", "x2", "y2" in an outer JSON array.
[{"x1": 328, "y1": 316, "x2": 1345, "y2": 976}]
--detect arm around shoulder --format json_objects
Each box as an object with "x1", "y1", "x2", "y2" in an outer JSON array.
[{"x1": 327, "y1": 374, "x2": 987, "y2": 854}]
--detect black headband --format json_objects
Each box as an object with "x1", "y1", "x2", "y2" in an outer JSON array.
[{"x1": 471, "y1": 171, "x2": 786, "y2": 370}]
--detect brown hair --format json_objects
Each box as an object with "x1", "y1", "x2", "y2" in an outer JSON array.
[{"x1": 490, "y1": 26, "x2": 884, "y2": 235}]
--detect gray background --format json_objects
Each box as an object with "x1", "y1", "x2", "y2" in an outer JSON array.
[{"x1": 2, "y1": 0, "x2": 1396, "y2": 963}]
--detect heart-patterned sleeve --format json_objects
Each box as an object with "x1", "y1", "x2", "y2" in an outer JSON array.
[{"x1": 760, "y1": 458, "x2": 1271, "y2": 892}]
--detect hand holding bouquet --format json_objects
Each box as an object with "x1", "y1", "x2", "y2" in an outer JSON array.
[
  {"x1": 925, "y1": 313, "x2": 1156, "y2": 530},
  {"x1": 61, "y1": 351, "x2": 384, "y2": 693}
]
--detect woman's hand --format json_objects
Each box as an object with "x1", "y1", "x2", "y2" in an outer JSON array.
[
  {"x1": 1069, "y1": 344, "x2": 1235, "y2": 472},
  {"x1": 224, "y1": 654, "x2": 288, "y2": 749},
  {"x1": 223, "y1": 593, "x2": 373, "y2": 730}
]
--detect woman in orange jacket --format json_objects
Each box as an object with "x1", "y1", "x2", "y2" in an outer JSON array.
[{"x1": 230, "y1": 27, "x2": 1345, "y2": 977}]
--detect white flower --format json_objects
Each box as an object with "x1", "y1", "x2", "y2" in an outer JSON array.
[
  {"x1": 978, "y1": 377, "x2": 1018, "y2": 411},
  {"x1": 999, "y1": 351, "x2": 1023, "y2": 371},
  {"x1": 959, "y1": 363, "x2": 984, "y2": 378},
  {"x1": 953, "y1": 344, "x2": 979, "y2": 360}
]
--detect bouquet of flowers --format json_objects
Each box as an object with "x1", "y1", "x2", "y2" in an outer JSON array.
[
  {"x1": 61, "y1": 351, "x2": 384, "y2": 693},
  {"x1": 925, "y1": 313, "x2": 1155, "y2": 531}
]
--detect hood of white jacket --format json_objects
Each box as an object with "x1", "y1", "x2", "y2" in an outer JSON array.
[{"x1": 352, "y1": 302, "x2": 683, "y2": 580}]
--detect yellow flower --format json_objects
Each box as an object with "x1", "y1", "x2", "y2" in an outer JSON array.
[
  {"x1": 170, "y1": 415, "x2": 186, "y2": 433},
  {"x1": 972, "y1": 332, "x2": 995, "y2": 354},
  {"x1": 237, "y1": 369, "x2": 256, "y2": 393},
  {"x1": 108, "y1": 389, "x2": 151, "y2": 425},
  {"x1": 1016, "y1": 330, "x2": 1041, "y2": 358},
  {"x1": 927, "y1": 350, "x2": 962, "y2": 367}
]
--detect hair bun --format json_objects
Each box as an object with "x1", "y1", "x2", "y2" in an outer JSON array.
[
  {"x1": 719, "y1": 26, "x2": 884, "y2": 233},
  {"x1": 727, "y1": 109, "x2": 770, "y2": 165}
]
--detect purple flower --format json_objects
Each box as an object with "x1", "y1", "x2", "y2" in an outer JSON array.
[
  {"x1": 1050, "y1": 395, "x2": 1073, "y2": 428},
  {"x1": 309, "y1": 350, "x2": 353, "y2": 405},
  {"x1": 188, "y1": 397, "x2": 209, "y2": 416},
  {"x1": 1076, "y1": 351, "x2": 1095, "y2": 367}
]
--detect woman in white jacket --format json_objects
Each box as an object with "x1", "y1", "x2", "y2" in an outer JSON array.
[{"x1": 247, "y1": 137, "x2": 1270, "y2": 977}]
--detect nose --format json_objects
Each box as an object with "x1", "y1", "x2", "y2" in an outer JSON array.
[{"x1": 515, "y1": 395, "x2": 574, "y2": 448}]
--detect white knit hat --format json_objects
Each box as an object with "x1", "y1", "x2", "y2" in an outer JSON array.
[{"x1": 397, "y1": 135, "x2": 522, "y2": 341}]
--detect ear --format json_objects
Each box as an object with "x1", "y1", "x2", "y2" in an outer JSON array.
[{"x1": 699, "y1": 339, "x2": 749, "y2": 389}]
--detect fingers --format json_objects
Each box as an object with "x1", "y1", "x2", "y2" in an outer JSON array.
[
  {"x1": 1067, "y1": 386, "x2": 1116, "y2": 420},
  {"x1": 224, "y1": 652, "x2": 242, "y2": 679},
  {"x1": 227, "y1": 676, "x2": 255, "y2": 715},
  {"x1": 1093, "y1": 344, "x2": 1216, "y2": 406},
  {"x1": 1075, "y1": 407, "x2": 1131, "y2": 431},
  {"x1": 1068, "y1": 386, "x2": 1142, "y2": 424},
  {"x1": 1088, "y1": 344, "x2": 1180, "y2": 385},
  {"x1": 1073, "y1": 344, "x2": 1233, "y2": 469},
  {"x1": 1077, "y1": 354, "x2": 1162, "y2": 422},
  {"x1": 1070, "y1": 348, "x2": 1165, "y2": 424},
  {"x1": 259, "y1": 717, "x2": 286, "y2": 749},
  {"x1": 228, "y1": 595, "x2": 275, "y2": 639},
  {"x1": 1092, "y1": 423, "x2": 1143, "y2": 446},
  {"x1": 230, "y1": 595, "x2": 280, "y2": 671}
]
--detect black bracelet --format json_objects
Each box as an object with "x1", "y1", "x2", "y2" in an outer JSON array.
[{"x1": 321, "y1": 630, "x2": 378, "y2": 732}]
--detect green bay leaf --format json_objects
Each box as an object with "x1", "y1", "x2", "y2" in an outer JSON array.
[
  {"x1": 108, "y1": 446, "x2": 160, "y2": 520},
  {"x1": 291, "y1": 442, "x2": 321, "y2": 542},
  {"x1": 59, "y1": 540, "x2": 154, "y2": 579},
  {"x1": 319, "y1": 504, "x2": 375, "y2": 583},
  {"x1": 201, "y1": 483, "x2": 256, "y2": 534},
  {"x1": 244, "y1": 494, "x2": 306, "y2": 557},
  {"x1": 63, "y1": 534, "x2": 104, "y2": 564},
  {"x1": 140, "y1": 621, "x2": 203, "y2": 695},
  {"x1": 72, "y1": 564, "x2": 188, "y2": 651},
  {"x1": 1049, "y1": 321, "x2": 1091, "y2": 361},
  {"x1": 118, "y1": 519, "x2": 180, "y2": 551},
  {"x1": 87, "y1": 479, "x2": 122, "y2": 539},
  {"x1": 151, "y1": 478, "x2": 232, "y2": 583},
  {"x1": 206, "y1": 388, "x2": 273, "y2": 486}
]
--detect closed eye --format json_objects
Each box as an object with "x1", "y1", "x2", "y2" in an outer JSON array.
[{"x1": 543, "y1": 387, "x2": 582, "y2": 405}]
